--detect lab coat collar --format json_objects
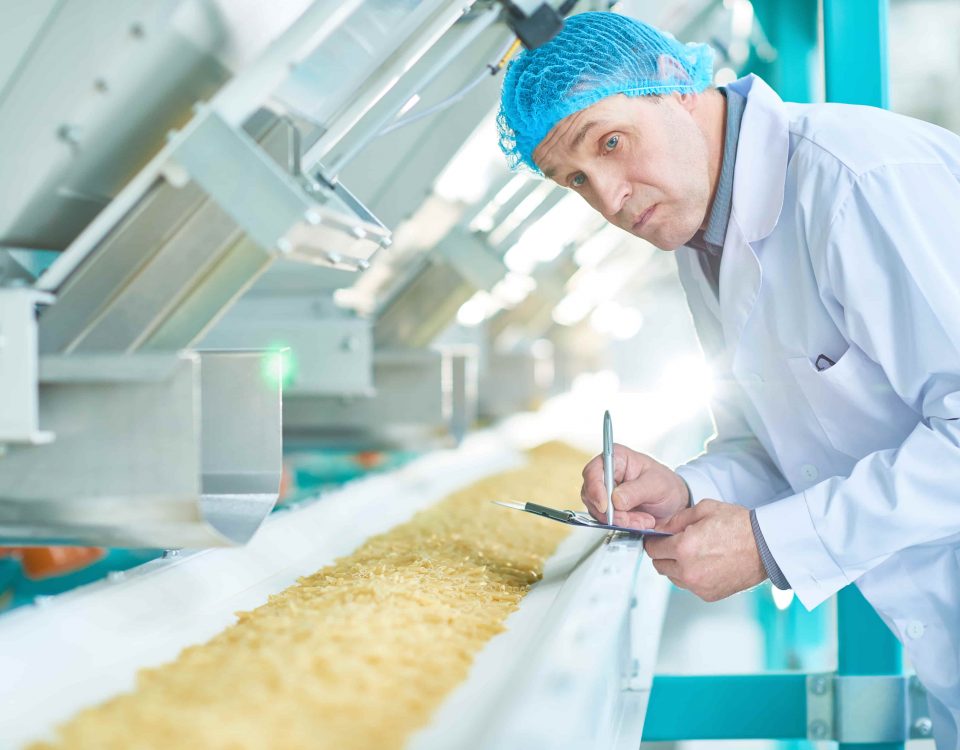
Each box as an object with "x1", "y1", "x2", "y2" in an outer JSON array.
[{"x1": 725, "y1": 75, "x2": 789, "y2": 243}]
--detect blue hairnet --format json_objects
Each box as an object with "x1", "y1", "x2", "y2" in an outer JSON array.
[{"x1": 497, "y1": 12, "x2": 714, "y2": 174}]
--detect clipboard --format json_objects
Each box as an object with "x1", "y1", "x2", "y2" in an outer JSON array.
[{"x1": 492, "y1": 501, "x2": 671, "y2": 537}]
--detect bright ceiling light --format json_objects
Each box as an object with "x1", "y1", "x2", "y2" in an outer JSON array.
[
  {"x1": 590, "y1": 302, "x2": 644, "y2": 340},
  {"x1": 714, "y1": 67, "x2": 738, "y2": 86},
  {"x1": 456, "y1": 290, "x2": 502, "y2": 327},
  {"x1": 491, "y1": 272, "x2": 537, "y2": 307},
  {"x1": 552, "y1": 290, "x2": 593, "y2": 327}
]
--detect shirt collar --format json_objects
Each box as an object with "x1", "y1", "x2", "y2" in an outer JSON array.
[
  {"x1": 726, "y1": 74, "x2": 789, "y2": 243},
  {"x1": 687, "y1": 75, "x2": 790, "y2": 252},
  {"x1": 689, "y1": 85, "x2": 747, "y2": 256}
]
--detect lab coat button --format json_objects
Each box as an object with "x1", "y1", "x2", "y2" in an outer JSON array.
[
  {"x1": 800, "y1": 464, "x2": 819, "y2": 482},
  {"x1": 906, "y1": 620, "x2": 925, "y2": 639}
]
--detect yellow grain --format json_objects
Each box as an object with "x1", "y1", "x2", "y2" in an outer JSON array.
[{"x1": 30, "y1": 441, "x2": 589, "y2": 750}]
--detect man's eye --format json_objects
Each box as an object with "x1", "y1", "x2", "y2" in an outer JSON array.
[
  {"x1": 605, "y1": 135, "x2": 619, "y2": 151},
  {"x1": 571, "y1": 173, "x2": 586, "y2": 187}
]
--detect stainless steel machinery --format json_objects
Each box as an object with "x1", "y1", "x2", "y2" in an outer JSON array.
[{"x1": 0, "y1": 0, "x2": 525, "y2": 546}]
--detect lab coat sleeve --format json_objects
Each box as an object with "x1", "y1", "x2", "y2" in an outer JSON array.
[
  {"x1": 755, "y1": 162, "x2": 960, "y2": 609},
  {"x1": 673, "y1": 251, "x2": 792, "y2": 508}
]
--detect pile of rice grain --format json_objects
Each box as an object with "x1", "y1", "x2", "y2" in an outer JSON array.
[{"x1": 31, "y1": 441, "x2": 590, "y2": 750}]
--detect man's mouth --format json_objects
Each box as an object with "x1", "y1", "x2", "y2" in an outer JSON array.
[{"x1": 632, "y1": 205, "x2": 657, "y2": 232}]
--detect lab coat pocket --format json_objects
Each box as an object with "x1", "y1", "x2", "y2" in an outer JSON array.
[{"x1": 787, "y1": 346, "x2": 918, "y2": 459}]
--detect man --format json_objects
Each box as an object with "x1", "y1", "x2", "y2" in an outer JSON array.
[{"x1": 497, "y1": 11, "x2": 960, "y2": 748}]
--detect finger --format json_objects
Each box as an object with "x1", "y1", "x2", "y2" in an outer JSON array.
[
  {"x1": 612, "y1": 444, "x2": 634, "y2": 484},
  {"x1": 584, "y1": 447, "x2": 655, "y2": 502},
  {"x1": 584, "y1": 494, "x2": 606, "y2": 523},
  {"x1": 651, "y1": 558, "x2": 680, "y2": 578},
  {"x1": 586, "y1": 446, "x2": 632, "y2": 483},
  {"x1": 580, "y1": 482, "x2": 603, "y2": 521},
  {"x1": 581, "y1": 455, "x2": 611, "y2": 514},
  {"x1": 657, "y1": 505, "x2": 703, "y2": 534},
  {"x1": 581, "y1": 454, "x2": 603, "y2": 487},
  {"x1": 643, "y1": 533, "x2": 681, "y2": 560},
  {"x1": 611, "y1": 471, "x2": 677, "y2": 512},
  {"x1": 612, "y1": 509, "x2": 656, "y2": 530}
]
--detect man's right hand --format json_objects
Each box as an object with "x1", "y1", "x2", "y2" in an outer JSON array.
[{"x1": 580, "y1": 445, "x2": 690, "y2": 529}]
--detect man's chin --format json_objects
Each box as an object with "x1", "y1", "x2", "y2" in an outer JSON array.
[
  {"x1": 655, "y1": 227, "x2": 700, "y2": 252},
  {"x1": 655, "y1": 241, "x2": 684, "y2": 252},
  {"x1": 646, "y1": 233, "x2": 686, "y2": 252},
  {"x1": 620, "y1": 222, "x2": 691, "y2": 251},
  {"x1": 625, "y1": 222, "x2": 697, "y2": 251}
]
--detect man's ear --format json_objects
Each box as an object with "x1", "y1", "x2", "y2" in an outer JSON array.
[
  {"x1": 657, "y1": 54, "x2": 701, "y2": 112},
  {"x1": 676, "y1": 90, "x2": 699, "y2": 112}
]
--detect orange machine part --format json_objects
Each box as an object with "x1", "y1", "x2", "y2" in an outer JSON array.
[
  {"x1": 354, "y1": 450, "x2": 385, "y2": 470},
  {"x1": 0, "y1": 547, "x2": 105, "y2": 580}
]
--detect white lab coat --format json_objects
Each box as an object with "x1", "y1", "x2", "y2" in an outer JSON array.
[{"x1": 673, "y1": 74, "x2": 960, "y2": 748}]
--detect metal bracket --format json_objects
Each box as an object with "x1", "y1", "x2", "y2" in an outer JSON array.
[
  {"x1": 166, "y1": 108, "x2": 389, "y2": 271},
  {"x1": 806, "y1": 673, "x2": 933, "y2": 742},
  {"x1": 0, "y1": 288, "x2": 55, "y2": 446},
  {"x1": 499, "y1": 1, "x2": 564, "y2": 49},
  {"x1": 311, "y1": 169, "x2": 389, "y2": 243}
]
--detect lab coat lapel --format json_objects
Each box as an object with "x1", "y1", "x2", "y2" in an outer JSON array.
[
  {"x1": 718, "y1": 219, "x2": 760, "y2": 351},
  {"x1": 719, "y1": 75, "x2": 790, "y2": 354}
]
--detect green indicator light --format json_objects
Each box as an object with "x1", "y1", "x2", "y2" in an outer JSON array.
[{"x1": 262, "y1": 347, "x2": 296, "y2": 389}]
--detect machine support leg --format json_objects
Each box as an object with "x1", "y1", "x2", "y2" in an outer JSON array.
[
  {"x1": 823, "y1": 0, "x2": 889, "y2": 107},
  {"x1": 823, "y1": 2, "x2": 903, "y2": 740},
  {"x1": 837, "y1": 586, "x2": 904, "y2": 750}
]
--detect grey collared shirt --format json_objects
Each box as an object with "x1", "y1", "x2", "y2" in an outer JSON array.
[
  {"x1": 690, "y1": 86, "x2": 746, "y2": 254},
  {"x1": 684, "y1": 86, "x2": 790, "y2": 591},
  {"x1": 686, "y1": 86, "x2": 746, "y2": 294}
]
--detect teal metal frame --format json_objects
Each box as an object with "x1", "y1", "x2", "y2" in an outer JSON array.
[
  {"x1": 823, "y1": 0, "x2": 903, "y2": 750},
  {"x1": 749, "y1": 0, "x2": 819, "y2": 103},
  {"x1": 822, "y1": 3, "x2": 903, "y2": 748},
  {"x1": 642, "y1": 1, "x2": 906, "y2": 745},
  {"x1": 823, "y1": 0, "x2": 890, "y2": 108},
  {"x1": 643, "y1": 674, "x2": 809, "y2": 741}
]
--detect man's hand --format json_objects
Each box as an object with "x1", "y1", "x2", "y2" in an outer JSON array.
[
  {"x1": 580, "y1": 445, "x2": 689, "y2": 529},
  {"x1": 644, "y1": 499, "x2": 767, "y2": 602}
]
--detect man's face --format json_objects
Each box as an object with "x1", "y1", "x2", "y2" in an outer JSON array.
[{"x1": 532, "y1": 93, "x2": 711, "y2": 250}]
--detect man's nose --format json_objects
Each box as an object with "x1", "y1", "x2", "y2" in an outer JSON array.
[{"x1": 593, "y1": 172, "x2": 630, "y2": 220}]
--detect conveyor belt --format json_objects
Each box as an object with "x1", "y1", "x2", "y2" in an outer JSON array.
[{"x1": 1, "y1": 430, "x2": 668, "y2": 750}]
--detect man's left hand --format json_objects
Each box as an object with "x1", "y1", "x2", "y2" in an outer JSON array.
[{"x1": 644, "y1": 499, "x2": 766, "y2": 602}]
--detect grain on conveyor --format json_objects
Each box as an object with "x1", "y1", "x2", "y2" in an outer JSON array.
[{"x1": 29, "y1": 441, "x2": 590, "y2": 750}]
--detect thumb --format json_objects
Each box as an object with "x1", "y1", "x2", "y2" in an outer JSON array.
[{"x1": 658, "y1": 505, "x2": 700, "y2": 534}]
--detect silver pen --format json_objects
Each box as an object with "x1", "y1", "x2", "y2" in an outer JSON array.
[{"x1": 603, "y1": 410, "x2": 614, "y2": 526}]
